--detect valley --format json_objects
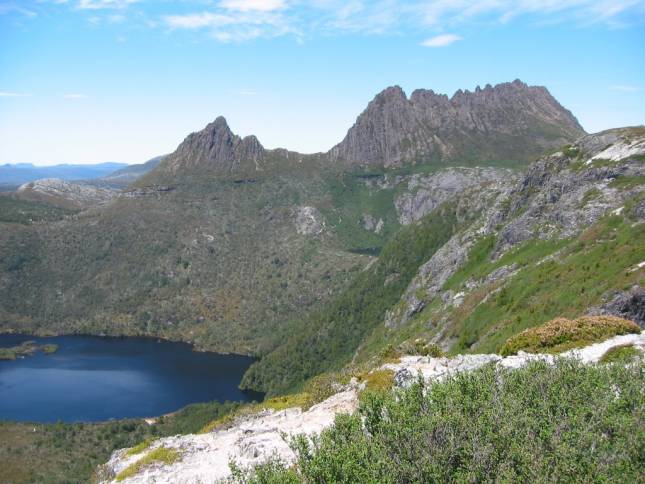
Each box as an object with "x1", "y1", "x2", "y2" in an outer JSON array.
[{"x1": 0, "y1": 81, "x2": 643, "y2": 483}]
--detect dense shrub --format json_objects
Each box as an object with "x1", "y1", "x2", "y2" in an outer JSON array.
[
  {"x1": 241, "y1": 359, "x2": 644, "y2": 483},
  {"x1": 500, "y1": 315, "x2": 640, "y2": 356}
]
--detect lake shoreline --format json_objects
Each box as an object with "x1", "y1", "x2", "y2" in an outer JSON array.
[{"x1": 0, "y1": 334, "x2": 263, "y2": 424}]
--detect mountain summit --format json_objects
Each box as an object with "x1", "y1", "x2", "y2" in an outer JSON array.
[
  {"x1": 158, "y1": 116, "x2": 266, "y2": 177},
  {"x1": 328, "y1": 79, "x2": 585, "y2": 166},
  {"x1": 145, "y1": 80, "x2": 584, "y2": 183}
]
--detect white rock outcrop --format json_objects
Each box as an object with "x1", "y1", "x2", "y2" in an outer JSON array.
[
  {"x1": 17, "y1": 178, "x2": 117, "y2": 209},
  {"x1": 100, "y1": 332, "x2": 644, "y2": 484}
]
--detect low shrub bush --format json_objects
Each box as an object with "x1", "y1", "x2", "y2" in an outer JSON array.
[
  {"x1": 241, "y1": 359, "x2": 644, "y2": 483},
  {"x1": 500, "y1": 315, "x2": 640, "y2": 356}
]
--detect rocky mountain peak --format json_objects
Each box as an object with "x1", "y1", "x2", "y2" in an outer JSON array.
[
  {"x1": 373, "y1": 85, "x2": 408, "y2": 104},
  {"x1": 147, "y1": 116, "x2": 266, "y2": 179},
  {"x1": 330, "y1": 80, "x2": 585, "y2": 167}
]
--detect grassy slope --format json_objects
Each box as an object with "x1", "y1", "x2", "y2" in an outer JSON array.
[{"x1": 451, "y1": 211, "x2": 644, "y2": 353}]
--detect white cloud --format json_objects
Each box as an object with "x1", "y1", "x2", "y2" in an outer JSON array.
[
  {"x1": 0, "y1": 3, "x2": 37, "y2": 17},
  {"x1": 415, "y1": 0, "x2": 645, "y2": 27},
  {"x1": 165, "y1": 12, "x2": 233, "y2": 29},
  {"x1": 63, "y1": 93, "x2": 88, "y2": 99},
  {"x1": 26, "y1": 0, "x2": 642, "y2": 43},
  {"x1": 610, "y1": 85, "x2": 641, "y2": 92},
  {"x1": 219, "y1": 0, "x2": 286, "y2": 12},
  {"x1": 421, "y1": 33, "x2": 462, "y2": 47},
  {"x1": 164, "y1": 8, "x2": 294, "y2": 42},
  {"x1": 78, "y1": 0, "x2": 138, "y2": 10}
]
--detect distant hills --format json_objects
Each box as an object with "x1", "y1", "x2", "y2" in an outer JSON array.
[
  {"x1": 0, "y1": 156, "x2": 165, "y2": 191},
  {"x1": 0, "y1": 162, "x2": 127, "y2": 190}
]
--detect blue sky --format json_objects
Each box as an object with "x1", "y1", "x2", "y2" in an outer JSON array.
[{"x1": 1, "y1": 0, "x2": 644, "y2": 165}]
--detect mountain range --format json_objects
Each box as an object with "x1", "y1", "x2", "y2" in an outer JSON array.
[
  {"x1": 146, "y1": 79, "x2": 583, "y2": 183},
  {"x1": 1, "y1": 80, "x2": 641, "y2": 397}
]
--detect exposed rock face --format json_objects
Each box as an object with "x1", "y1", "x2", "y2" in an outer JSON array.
[
  {"x1": 16, "y1": 178, "x2": 118, "y2": 209},
  {"x1": 294, "y1": 206, "x2": 325, "y2": 235},
  {"x1": 491, "y1": 128, "x2": 645, "y2": 254},
  {"x1": 394, "y1": 167, "x2": 515, "y2": 225},
  {"x1": 99, "y1": 332, "x2": 644, "y2": 483},
  {"x1": 384, "y1": 332, "x2": 645, "y2": 388},
  {"x1": 329, "y1": 80, "x2": 585, "y2": 167},
  {"x1": 145, "y1": 80, "x2": 585, "y2": 185},
  {"x1": 385, "y1": 127, "x2": 645, "y2": 332},
  {"x1": 99, "y1": 388, "x2": 359, "y2": 484},
  {"x1": 361, "y1": 213, "x2": 384, "y2": 233},
  {"x1": 152, "y1": 117, "x2": 267, "y2": 178},
  {"x1": 590, "y1": 285, "x2": 645, "y2": 328}
]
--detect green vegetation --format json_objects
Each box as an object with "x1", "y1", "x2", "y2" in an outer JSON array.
[
  {"x1": 318, "y1": 171, "x2": 399, "y2": 253},
  {"x1": 243, "y1": 360, "x2": 644, "y2": 483},
  {"x1": 0, "y1": 400, "x2": 241, "y2": 483},
  {"x1": 241, "y1": 203, "x2": 462, "y2": 395},
  {"x1": 125, "y1": 437, "x2": 155, "y2": 456},
  {"x1": 116, "y1": 446, "x2": 181, "y2": 481},
  {"x1": 600, "y1": 344, "x2": 641, "y2": 364},
  {"x1": 360, "y1": 369, "x2": 395, "y2": 392},
  {"x1": 500, "y1": 315, "x2": 640, "y2": 356},
  {"x1": 0, "y1": 196, "x2": 77, "y2": 224},
  {"x1": 0, "y1": 341, "x2": 58, "y2": 360},
  {"x1": 609, "y1": 174, "x2": 645, "y2": 189},
  {"x1": 41, "y1": 344, "x2": 58, "y2": 354},
  {"x1": 562, "y1": 144, "x2": 581, "y2": 158},
  {"x1": 448, "y1": 213, "x2": 644, "y2": 354}
]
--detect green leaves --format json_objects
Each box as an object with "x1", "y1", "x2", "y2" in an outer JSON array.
[{"x1": 247, "y1": 360, "x2": 645, "y2": 482}]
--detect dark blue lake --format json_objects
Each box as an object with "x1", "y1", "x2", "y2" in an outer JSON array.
[{"x1": 0, "y1": 334, "x2": 261, "y2": 423}]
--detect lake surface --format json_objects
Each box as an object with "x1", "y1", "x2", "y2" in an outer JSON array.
[{"x1": 0, "y1": 334, "x2": 261, "y2": 423}]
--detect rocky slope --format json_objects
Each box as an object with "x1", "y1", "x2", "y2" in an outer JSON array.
[
  {"x1": 329, "y1": 80, "x2": 585, "y2": 167},
  {"x1": 242, "y1": 126, "x2": 644, "y2": 394},
  {"x1": 369, "y1": 127, "x2": 645, "y2": 356},
  {"x1": 147, "y1": 80, "x2": 582, "y2": 184},
  {"x1": 16, "y1": 178, "x2": 118, "y2": 209},
  {"x1": 98, "y1": 331, "x2": 644, "y2": 483}
]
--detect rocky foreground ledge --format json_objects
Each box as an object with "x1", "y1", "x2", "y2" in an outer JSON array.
[{"x1": 99, "y1": 332, "x2": 645, "y2": 484}]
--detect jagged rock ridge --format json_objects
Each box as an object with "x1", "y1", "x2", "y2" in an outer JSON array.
[{"x1": 329, "y1": 79, "x2": 585, "y2": 167}]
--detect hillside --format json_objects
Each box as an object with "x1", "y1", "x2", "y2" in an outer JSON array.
[
  {"x1": 97, "y1": 155, "x2": 166, "y2": 187},
  {"x1": 241, "y1": 126, "x2": 645, "y2": 395},
  {"x1": 0, "y1": 80, "x2": 582, "y2": 356}
]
